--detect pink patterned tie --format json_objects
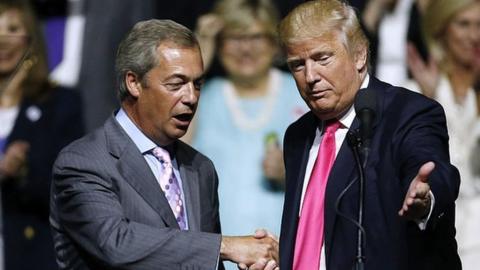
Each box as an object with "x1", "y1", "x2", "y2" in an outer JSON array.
[
  {"x1": 152, "y1": 147, "x2": 187, "y2": 230},
  {"x1": 293, "y1": 120, "x2": 341, "y2": 270}
]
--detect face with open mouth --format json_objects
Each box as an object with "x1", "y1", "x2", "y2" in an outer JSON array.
[{"x1": 130, "y1": 42, "x2": 204, "y2": 146}]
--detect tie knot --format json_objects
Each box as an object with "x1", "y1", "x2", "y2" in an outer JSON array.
[
  {"x1": 152, "y1": 147, "x2": 172, "y2": 164},
  {"x1": 325, "y1": 119, "x2": 341, "y2": 134}
]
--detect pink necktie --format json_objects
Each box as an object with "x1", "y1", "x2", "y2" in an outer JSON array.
[
  {"x1": 293, "y1": 120, "x2": 341, "y2": 270},
  {"x1": 152, "y1": 147, "x2": 187, "y2": 230}
]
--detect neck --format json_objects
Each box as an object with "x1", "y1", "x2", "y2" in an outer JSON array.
[
  {"x1": 0, "y1": 77, "x2": 22, "y2": 107},
  {"x1": 444, "y1": 58, "x2": 475, "y2": 102},
  {"x1": 121, "y1": 101, "x2": 174, "y2": 146},
  {"x1": 229, "y1": 71, "x2": 270, "y2": 98}
]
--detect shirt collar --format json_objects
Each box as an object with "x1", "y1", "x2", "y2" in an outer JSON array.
[{"x1": 115, "y1": 108, "x2": 157, "y2": 154}]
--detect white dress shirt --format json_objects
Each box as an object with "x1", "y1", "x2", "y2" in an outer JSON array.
[{"x1": 298, "y1": 75, "x2": 433, "y2": 269}]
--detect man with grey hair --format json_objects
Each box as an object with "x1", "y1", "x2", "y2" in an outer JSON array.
[
  {"x1": 278, "y1": 0, "x2": 461, "y2": 270},
  {"x1": 50, "y1": 19, "x2": 278, "y2": 270}
]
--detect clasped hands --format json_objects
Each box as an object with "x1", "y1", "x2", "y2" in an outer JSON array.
[
  {"x1": 221, "y1": 229, "x2": 279, "y2": 270},
  {"x1": 0, "y1": 141, "x2": 29, "y2": 182}
]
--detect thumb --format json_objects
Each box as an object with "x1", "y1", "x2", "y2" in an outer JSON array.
[
  {"x1": 416, "y1": 161, "x2": 435, "y2": 183},
  {"x1": 254, "y1": 228, "x2": 268, "y2": 239}
]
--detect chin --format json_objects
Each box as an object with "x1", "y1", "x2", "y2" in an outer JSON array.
[{"x1": 171, "y1": 128, "x2": 188, "y2": 139}]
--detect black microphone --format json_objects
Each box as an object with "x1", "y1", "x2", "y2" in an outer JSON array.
[
  {"x1": 354, "y1": 89, "x2": 377, "y2": 164},
  {"x1": 351, "y1": 88, "x2": 376, "y2": 270}
]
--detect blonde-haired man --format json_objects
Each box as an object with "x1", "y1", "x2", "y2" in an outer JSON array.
[{"x1": 278, "y1": 1, "x2": 461, "y2": 270}]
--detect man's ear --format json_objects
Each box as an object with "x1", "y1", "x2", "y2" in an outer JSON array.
[
  {"x1": 355, "y1": 46, "x2": 368, "y2": 72},
  {"x1": 125, "y1": 71, "x2": 143, "y2": 98}
]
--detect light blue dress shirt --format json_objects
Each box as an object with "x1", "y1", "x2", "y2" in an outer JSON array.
[{"x1": 115, "y1": 108, "x2": 189, "y2": 229}]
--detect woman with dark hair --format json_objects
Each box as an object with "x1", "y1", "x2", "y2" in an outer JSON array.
[{"x1": 0, "y1": 0, "x2": 84, "y2": 269}]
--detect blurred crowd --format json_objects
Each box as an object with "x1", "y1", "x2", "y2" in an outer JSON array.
[{"x1": 0, "y1": 0, "x2": 478, "y2": 269}]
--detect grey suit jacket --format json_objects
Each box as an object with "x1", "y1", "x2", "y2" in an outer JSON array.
[{"x1": 50, "y1": 116, "x2": 222, "y2": 270}]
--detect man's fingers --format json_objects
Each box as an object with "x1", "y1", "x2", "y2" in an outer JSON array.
[
  {"x1": 264, "y1": 260, "x2": 278, "y2": 270},
  {"x1": 414, "y1": 182, "x2": 430, "y2": 198},
  {"x1": 415, "y1": 161, "x2": 435, "y2": 183},
  {"x1": 398, "y1": 193, "x2": 431, "y2": 218},
  {"x1": 248, "y1": 258, "x2": 268, "y2": 270},
  {"x1": 238, "y1": 263, "x2": 248, "y2": 270},
  {"x1": 254, "y1": 228, "x2": 279, "y2": 241},
  {"x1": 254, "y1": 228, "x2": 268, "y2": 239},
  {"x1": 248, "y1": 259, "x2": 277, "y2": 270}
]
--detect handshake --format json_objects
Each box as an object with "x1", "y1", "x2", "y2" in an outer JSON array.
[{"x1": 221, "y1": 229, "x2": 279, "y2": 270}]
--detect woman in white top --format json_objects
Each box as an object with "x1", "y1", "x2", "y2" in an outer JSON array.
[{"x1": 406, "y1": 0, "x2": 480, "y2": 268}]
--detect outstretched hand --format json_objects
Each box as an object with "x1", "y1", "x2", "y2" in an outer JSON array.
[{"x1": 398, "y1": 161, "x2": 435, "y2": 220}]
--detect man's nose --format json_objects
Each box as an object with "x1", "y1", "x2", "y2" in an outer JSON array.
[
  {"x1": 305, "y1": 59, "x2": 319, "y2": 84},
  {"x1": 182, "y1": 82, "x2": 199, "y2": 105}
]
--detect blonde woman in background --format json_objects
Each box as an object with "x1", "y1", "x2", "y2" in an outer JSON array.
[
  {"x1": 186, "y1": 1, "x2": 306, "y2": 269},
  {"x1": 407, "y1": 0, "x2": 480, "y2": 268}
]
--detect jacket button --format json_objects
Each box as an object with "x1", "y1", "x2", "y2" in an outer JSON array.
[{"x1": 24, "y1": 226, "x2": 35, "y2": 240}]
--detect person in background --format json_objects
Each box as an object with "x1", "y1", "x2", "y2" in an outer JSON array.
[
  {"x1": 358, "y1": 0, "x2": 430, "y2": 85},
  {"x1": 0, "y1": 0, "x2": 84, "y2": 269},
  {"x1": 278, "y1": 0, "x2": 461, "y2": 269},
  {"x1": 406, "y1": 0, "x2": 480, "y2": 268},
  {"x1": 186, "y1": 4, "x2": 306, "y2": 269}
]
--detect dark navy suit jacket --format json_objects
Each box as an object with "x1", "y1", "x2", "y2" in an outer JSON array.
[
  {"x1": 2, "y1": 87, "x2": 84, "y2": 270},
  {"x1": 280, "y1": 77, "x2": 461, "y2": 270}
]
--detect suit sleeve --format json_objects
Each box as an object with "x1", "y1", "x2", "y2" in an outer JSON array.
[
  {"x1": 52, "y1": 149, "x2": 222, "y2": 270},
  {"x1": 393, "y1": 97, "x2": 460, "y2": 228}
]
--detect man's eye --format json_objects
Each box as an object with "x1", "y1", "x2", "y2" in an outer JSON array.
[
  {"x1": 289, "y1": 62, "x2": 304, "y2": 72},
  {"x1": 193, "y1": 81, "x2": 204, "y2": 90},
  {"x1": 315, "y1": 55, "x2": 331, "y2": 64},
  {"x1": 165, "y1": 83, "x2": 183, "y2": 90},
  {"x1": 8, "y1": 25, "x2": 20, "y2": 33}
]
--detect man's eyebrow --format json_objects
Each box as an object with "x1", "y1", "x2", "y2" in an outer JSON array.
[
  {"x1": 164, "y1": 73, "x2": 206, "y2": 82},
  {"x1": 164, "y1": 73, "x2": 193, "y2": 82},
  {"x1": 286, "y1": 57, "x2": 303, "y2": 65},
  {"x1": 194, "y1": 74, "x2": 206, "y2": 82}
]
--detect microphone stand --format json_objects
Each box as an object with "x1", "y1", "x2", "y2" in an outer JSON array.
[{"x1": 347, "y1": 131, "x2": 366, "y2": 270}]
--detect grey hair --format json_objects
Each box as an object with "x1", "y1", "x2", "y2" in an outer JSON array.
[{"x1": 115, "y1": 19, "x2": 199, "y2": 101}]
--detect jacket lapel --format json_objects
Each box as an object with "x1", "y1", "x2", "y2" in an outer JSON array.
[
  {"x1": 324, "y1": 76, "x2": 387, "y2": 264},
  {"x1": 104, "y1": 116, "x2": 179, "y2": 229},
  {"x1": 282, "y1": 112, "x2": 318, "y2": 268},
  {"x1": 176, "y1": 143, "x2": 201, "y2": 231},
  {"x1": 290, "y1": 114, "x2": 318, "y2": 221}
]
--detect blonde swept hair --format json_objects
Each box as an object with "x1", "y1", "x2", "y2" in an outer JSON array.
[
  {"x1": 422, "y1": 0, "x2": 479, "y2": 62},
  {"x1": 213, "y1": 0, "x2": 280, "y2": 38},
  {"x1": 278, "y1": 0, "x2": 369, "y2": 58}
]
